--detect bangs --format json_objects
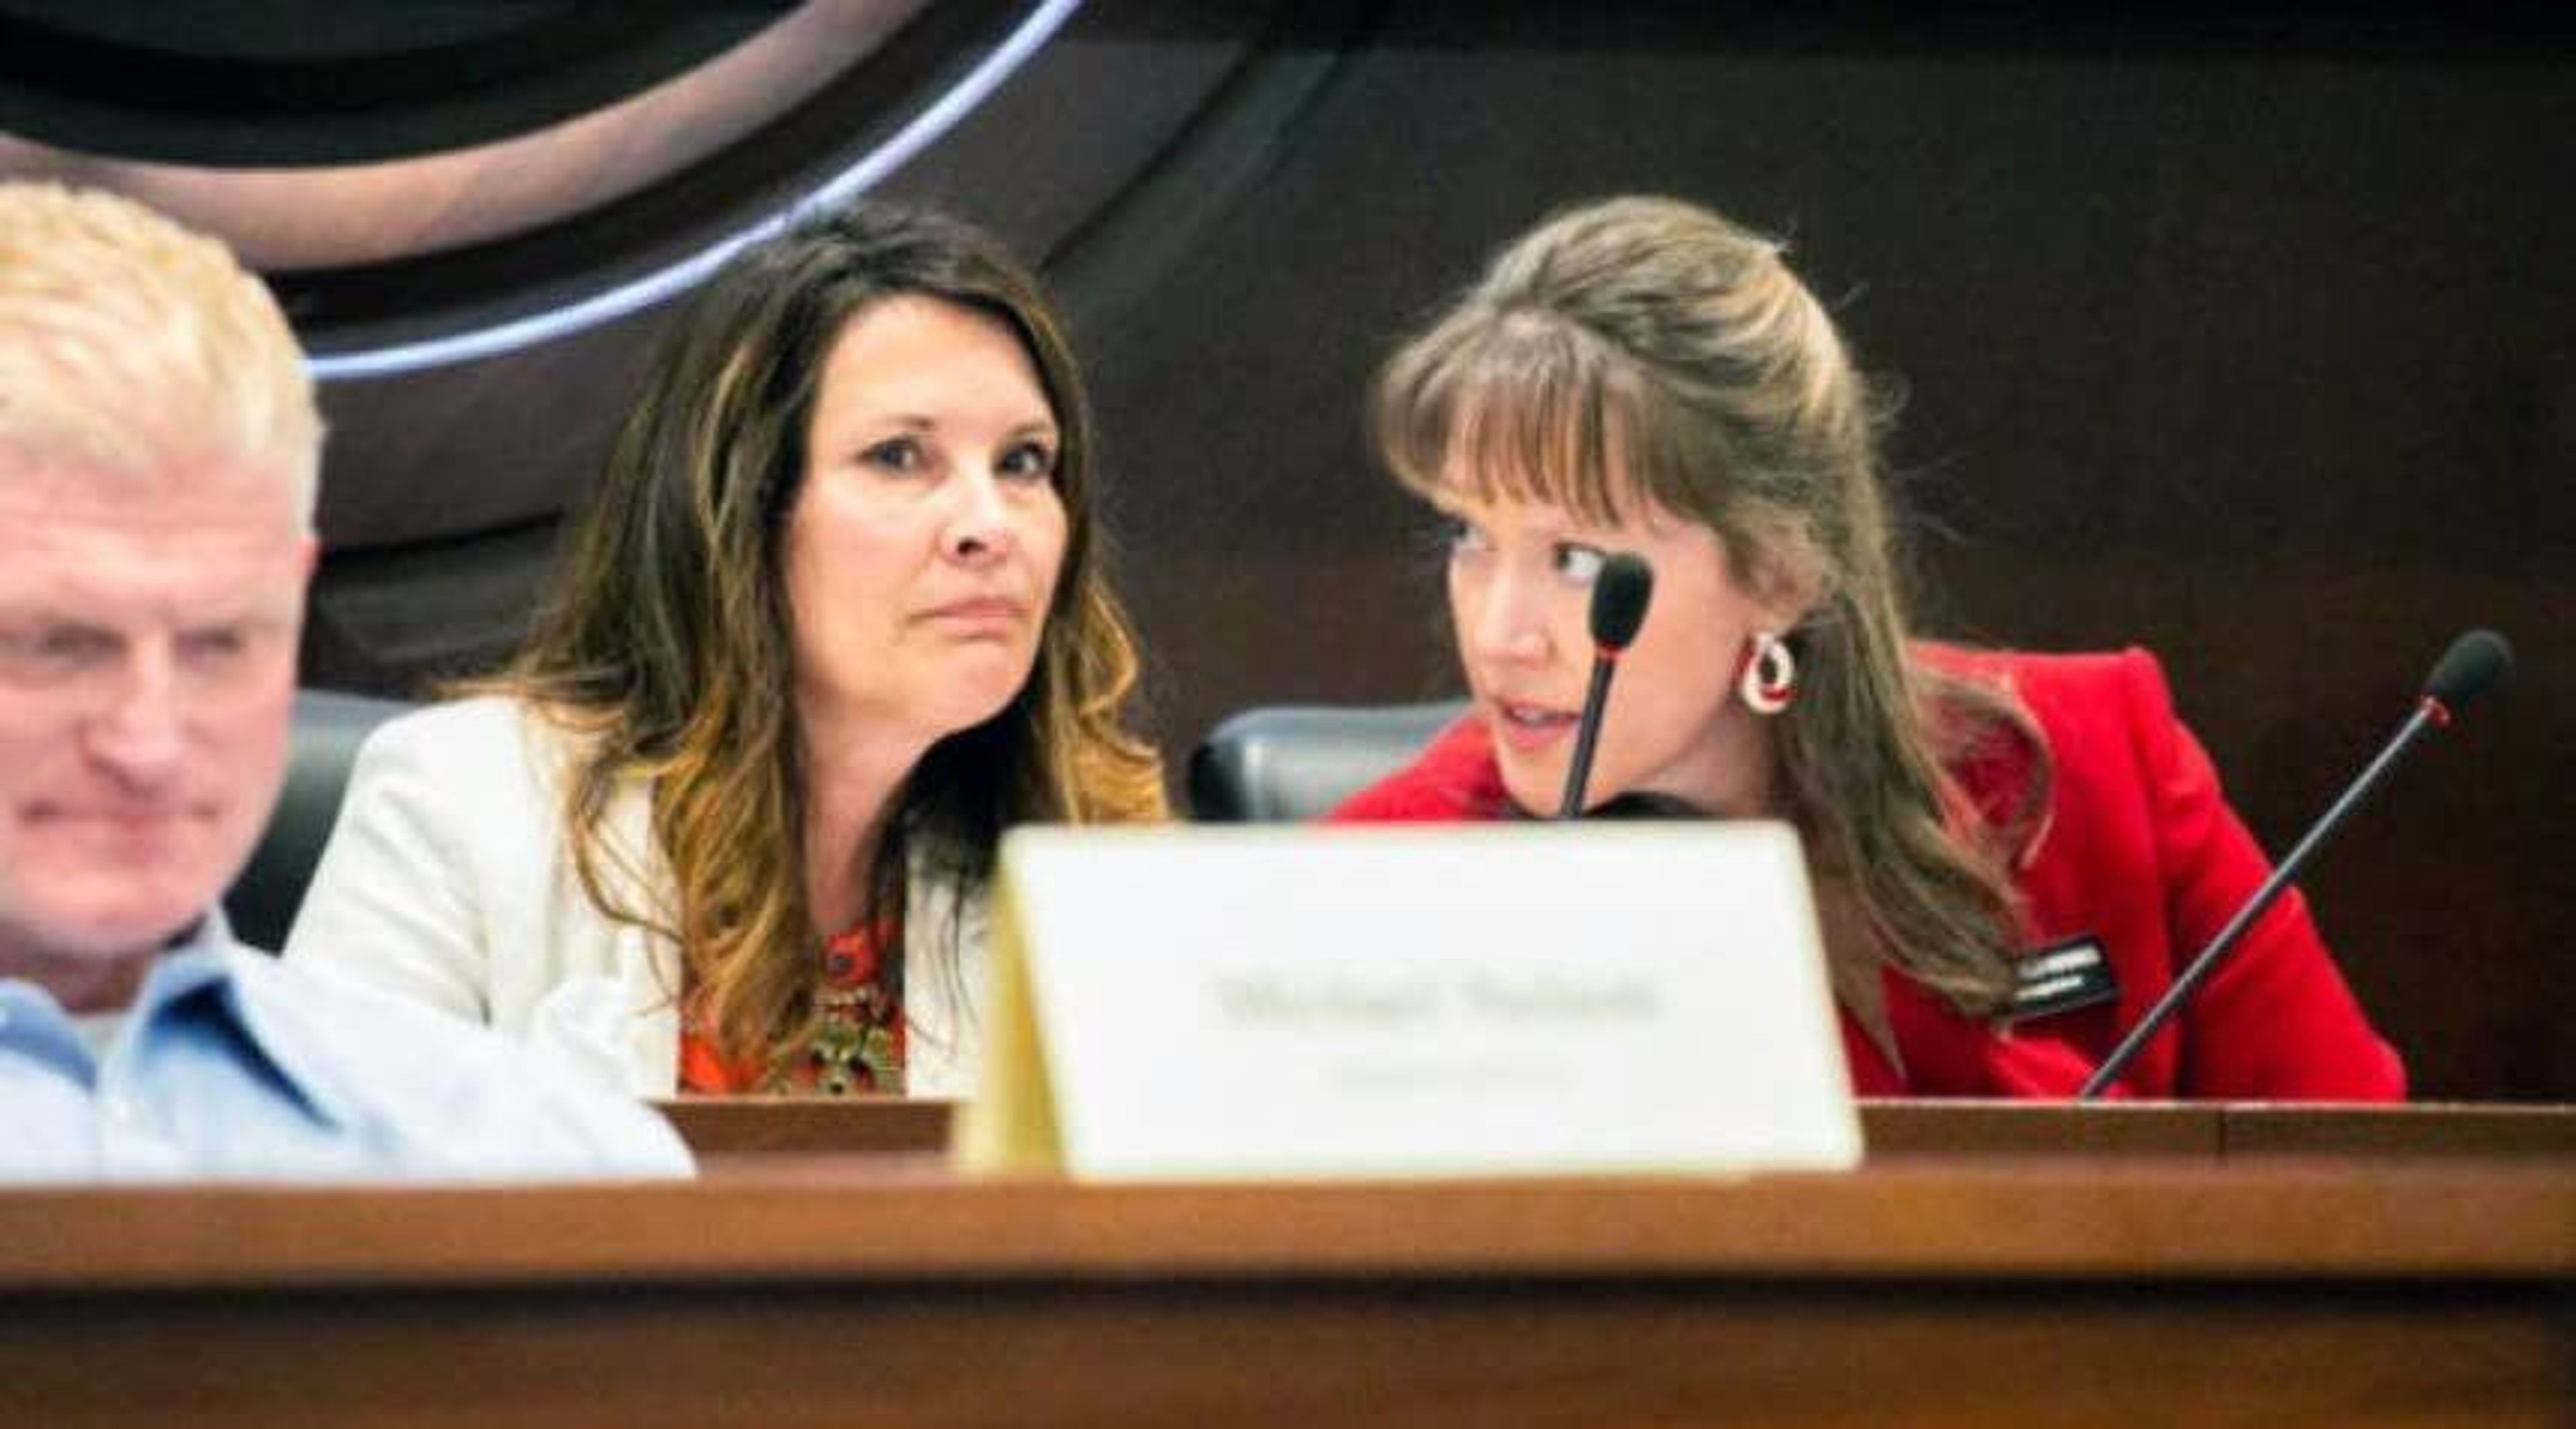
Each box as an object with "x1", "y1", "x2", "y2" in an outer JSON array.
[{"x1": 1377, "y1": 306, "x2": 1654, "y2": 527}]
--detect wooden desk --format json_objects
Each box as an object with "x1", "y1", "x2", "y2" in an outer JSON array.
[
  {"x1": 659, "y1": 1096, "x2": 2576, "y2": 1163},
  {"x1": 2219, "y1": 1103, "x2": 2576, "y2": 1159},
  {"x1": 1, "y1": 1163, "x2": 2565, "y2": 1428}
]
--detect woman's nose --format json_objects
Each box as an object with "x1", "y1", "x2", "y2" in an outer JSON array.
[
  {"x1": 943, "y1": 471, "x2": 1016, "y2": 564},
  {"x1": 1463, "y1": 568, "x2": 1554, "y2": 667}
]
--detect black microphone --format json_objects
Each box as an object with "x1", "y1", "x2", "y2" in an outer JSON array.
[
  {"x1": 1557, "y1": 553, "x2": 1655, "y2": 818},
  {"x1": 2078, "y1": 628, "x2": 2514, "y2": 1100}
]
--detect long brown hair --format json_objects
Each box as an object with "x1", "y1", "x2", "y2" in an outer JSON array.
[
  {"x1": 485, "y1": 199, "x2": 1165, "y2": 1075},
  {"x1": 1374, "y1": 195, "x2": 2043, "y2": 1016}
]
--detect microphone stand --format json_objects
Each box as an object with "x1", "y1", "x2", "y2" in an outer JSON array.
[
  {"x1": 2078, "y1": 695, "x2": 2456, "y2": 1100},
  {"x1": 1554, "y1": 553, "x2": 1652, "y2": 820},
  {"x1": 1558, "y1": 650, "x2": 1621, "y2": 819}
]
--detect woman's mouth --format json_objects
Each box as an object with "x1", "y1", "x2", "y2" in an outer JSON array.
[
  {"x1": 918, "y1": 596, "x2": 1027, "y2": 629},
  {"x1": 1489, "y1": 699, "x2": 1578, "y2": 753}
]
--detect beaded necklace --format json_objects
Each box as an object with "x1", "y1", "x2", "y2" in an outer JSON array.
[{"x1": 810, "y1": 922, "x2": 904, "y2": 1095}]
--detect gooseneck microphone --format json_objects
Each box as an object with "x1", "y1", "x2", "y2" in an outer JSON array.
[
  {"x1": 2078, "y1": 628, "x2": 2515, "y2": 1100},
  {"x1": 1557, "y1": 553, "x2": 1656, "y2": 818}
]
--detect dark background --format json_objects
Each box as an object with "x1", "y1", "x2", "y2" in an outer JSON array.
[{"x1": 5, "y1": 1, "x2": 2567, "y2": 1098}]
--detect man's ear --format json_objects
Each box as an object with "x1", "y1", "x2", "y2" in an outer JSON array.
[{"x1": 297, "y1": 534, "x2": 319, "y2": 578}]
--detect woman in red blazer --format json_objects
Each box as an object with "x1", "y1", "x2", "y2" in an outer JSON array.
[{"x1": 1332, "y1": 196, "x2": 2401, "y2": 1101}]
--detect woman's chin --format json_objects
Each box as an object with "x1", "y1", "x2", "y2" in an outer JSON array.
[
  {"x1": 928, "y1": 680, "x2": 1037, "y2": 741},
  {"x1": 1497, "y1": 757, "x2": 1574, "y2": 818}
]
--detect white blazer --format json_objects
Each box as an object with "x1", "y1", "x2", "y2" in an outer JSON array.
[{"x1": 282, "y1": 697, "x2": 987, "y2": 1098}]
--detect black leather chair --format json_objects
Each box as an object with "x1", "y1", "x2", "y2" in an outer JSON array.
[
  {"x1": 223, "y1": 689, "x2": 415, "y2": 951},
  {"x1": 1186, "y1": 700, "x2": 1466, "y2": 821}
]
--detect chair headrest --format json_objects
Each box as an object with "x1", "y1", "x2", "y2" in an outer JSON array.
[
  {"x1": 1187, "y1": 700, "x2": 1464, "y2": 822},
  {"x1": 222, "y1": 689, "x2": 417, "y2": 952}
]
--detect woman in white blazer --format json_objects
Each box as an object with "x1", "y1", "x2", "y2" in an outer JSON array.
[{"x1": 286, "y1": 201, "x2": 1166, "y2": 1098}]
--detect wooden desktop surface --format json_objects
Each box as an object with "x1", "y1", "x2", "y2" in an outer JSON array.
[
  {"x1": 1, "y1": 1104, "x2": 2567, "y2": 1428},
  {"x1": 655, "y1": 1094, "x2": 2576, "y2": 1161}
]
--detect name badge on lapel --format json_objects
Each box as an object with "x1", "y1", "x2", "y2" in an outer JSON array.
[{"x1": 2006, "y1": 936, "x2": 2119, "y2": 1021}]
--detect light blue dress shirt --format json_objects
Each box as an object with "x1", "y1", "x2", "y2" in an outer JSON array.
[{"x1": 0, "y1": 913, "x2": 692, "y2": 1182}]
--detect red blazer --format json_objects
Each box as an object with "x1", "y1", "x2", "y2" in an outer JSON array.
[{"x1": 1330, "y1": 647, "x2": 2406, "y2": 1101}]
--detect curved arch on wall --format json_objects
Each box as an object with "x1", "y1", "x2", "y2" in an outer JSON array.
[
  {"x1": 0, "y1": 4, "x2": 930, "y2": 274},
  {"x1": 0, "y1": 2, "x2": 784, "y2": 166},
  {"x1": 2, "y1": 0, "x2": 1369, "y2": 680}
]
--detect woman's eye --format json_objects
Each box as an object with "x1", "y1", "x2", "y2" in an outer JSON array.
[
  {"x1": 998, "y1": 441, "x2": 1057, "y2": 482},
  {"x1": 1553, "y1": 543, "x2": 1608, "y2": 584},
  {"x1": 1435, "y1": 515, "x2": 1491, "y2": 555},
  {"x1": 860, "y1": 436, "x2": 927, "y2": 472}
]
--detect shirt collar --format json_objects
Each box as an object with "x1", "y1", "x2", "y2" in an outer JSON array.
[
  {"x1": 134, "y1": 911, "x2": 239, "y2": 1004},
  {"x1": 0, "y1": 979, "x2": 93, "y2": 1082},
  {"x1": 129, "y1": 912, "x2": 362, "y2": 1133},
  {"x1": 0, "y1": 913, "x2": 237, "y2": 1084}
]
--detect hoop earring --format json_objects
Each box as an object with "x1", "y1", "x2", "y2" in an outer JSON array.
[{"x1": 1738, "y1": 632, "x2": 1796, "y2": 716}]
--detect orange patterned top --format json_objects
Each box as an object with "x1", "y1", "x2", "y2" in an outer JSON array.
[{"x1": 678, "y1": 921, "x2": 904, "y2": 1095}]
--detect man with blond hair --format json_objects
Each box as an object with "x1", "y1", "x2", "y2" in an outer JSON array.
[{"x1": 0, "y1": 182, "x2": 690, "y2": 1179}]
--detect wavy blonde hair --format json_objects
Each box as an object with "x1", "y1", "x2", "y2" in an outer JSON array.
[
  {"x1": 1375, "y1": 195, "x2": 2043, "y2": 1016},
  {"x1": 486, "y1": 200, "x2": 1165, "y2": 1077},
  {"x1": 0, "y1": 182, "x2": 320, "y2": 521}
]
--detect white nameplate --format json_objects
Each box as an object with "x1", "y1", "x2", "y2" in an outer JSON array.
[{"x1": 954, "y1": 823, "x2": 1862, "y2": 1181}]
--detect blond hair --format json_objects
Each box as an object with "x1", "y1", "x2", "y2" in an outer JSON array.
[
  {"x1": 0, "y1": 183, "x2": 319, "y2": 522},
  {"x1": 1377, "y1": 195, "x2": 2043, "y2": 1016}
]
